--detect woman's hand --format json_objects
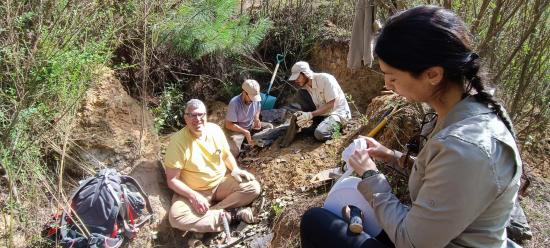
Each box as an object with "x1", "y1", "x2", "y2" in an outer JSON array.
[
  {"x1": 362, "y1": 136, "x2": 394, "y2": 162},
  {"x1": 349, "y1": 147, "x2": 378, "y2": 176}
]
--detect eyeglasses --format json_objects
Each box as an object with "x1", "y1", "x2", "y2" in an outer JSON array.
[
  {"x1": 403, "y1": 112, "x2": 438, "y2": 168},
  {"x1": 184, "y1": 112, "x2": 206, "y2": 118}
]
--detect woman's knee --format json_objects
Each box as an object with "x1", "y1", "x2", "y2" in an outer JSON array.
[
  {"x1": 301, "y1": 207, "x2": 326, "y2": 230},
  {"x1": 301, "y1": 207, "x2": 333, "y2": 247}
]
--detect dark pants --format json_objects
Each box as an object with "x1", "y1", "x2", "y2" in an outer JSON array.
[
  {"x1": 301, "y1": 208, "x2": 394, "y2": 248},
  {"x1": 280, "y1": 90, "x2": 342, "y2": 147},
  {"x1": 296, "y1": 89, "x2": 324, "y2": 125},
  {"x1": 225, "y1": 122, "x2": 273, "y2": 158}
]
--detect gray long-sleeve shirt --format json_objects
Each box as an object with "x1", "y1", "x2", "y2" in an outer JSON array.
[{"x1": 358, "y1": 97, "x2": 522, "y2": 248}]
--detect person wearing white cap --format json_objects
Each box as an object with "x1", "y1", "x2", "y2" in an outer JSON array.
[
  {"x1": 225, "y1": 79, "x2": 273, "y2": 157},
  {"x1": 280, "y1": 61, "x2": 351, "y2": 147}
]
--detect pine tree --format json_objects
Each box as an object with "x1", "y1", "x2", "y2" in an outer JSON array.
[{"x1": 157, "y1": 0, "x2": 271, "y2": 59}]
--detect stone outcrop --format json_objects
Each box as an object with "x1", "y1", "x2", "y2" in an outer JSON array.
[
  {"x1": 69, "y1": 67, "x2": 172, "y2": 246},
  {"x1": 309, "y1": 37, "x2": 385, "y2": 113},
  {"x1": 72, "y1": 68, "x2": 160, "y2": 173}
]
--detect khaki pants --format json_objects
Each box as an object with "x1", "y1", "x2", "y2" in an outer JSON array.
[{"x1": 168, "y1": 175, "x2": 261, "y2": 233}]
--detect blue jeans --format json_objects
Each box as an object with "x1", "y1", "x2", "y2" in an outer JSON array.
[{"x1": 300, "y1": 207, "x2": 394, "y2": 248}]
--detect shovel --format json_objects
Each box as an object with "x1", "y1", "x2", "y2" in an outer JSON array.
[{"x1": 261, "y1": 54, "x2": 284, "y2": 110}]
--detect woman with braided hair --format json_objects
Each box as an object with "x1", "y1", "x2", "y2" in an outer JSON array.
[{"x1": 300, "y1": 5, "x2": 522, "y2": 248}]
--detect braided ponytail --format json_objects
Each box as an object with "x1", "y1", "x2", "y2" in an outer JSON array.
[{"x1": 464, "y1": 53, "x2": 516, "y2": 138}]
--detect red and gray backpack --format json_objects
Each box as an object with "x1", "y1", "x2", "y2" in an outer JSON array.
[{"x1": 44, "y1": 168, "x2": 153, "y2": 248}]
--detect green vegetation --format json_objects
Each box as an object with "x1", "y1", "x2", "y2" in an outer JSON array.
[
  {"x1": 148, "y1": 0, "x2": 271, "y2": 131},
  {"x1": 331, "y1": 123, "x2": 343, "y2": 139},
  {"x1": 346, "y1": 94, "x2": 370, "y2": 125},
  {"x1": 151, "y1": 83, "x2": 185, "y2": 132},
  {"x1": 1, "y1": 1, "x2": 119, "y2": 245},
  {"x1": 157, "y1": 0, "x2": 271, "y2": 59},
  {"x1": 272, "y1": 202, "x2": 285, "y2": 217}
]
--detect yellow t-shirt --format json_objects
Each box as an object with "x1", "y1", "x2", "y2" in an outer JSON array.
[{"x1": 164, "y1": 123, "x2": 230, "y2": 190}]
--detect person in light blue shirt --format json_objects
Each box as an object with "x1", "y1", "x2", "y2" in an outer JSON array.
[{"x1": 225, "y1": 79, "x2": 273, "y2": 158}]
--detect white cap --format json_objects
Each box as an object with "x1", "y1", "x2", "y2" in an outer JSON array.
[
  {"x1": 289, "y1": 61, "x2": 314, "y2": 81},
  {"x1": 242, "y1": 79, "x2": 261, "y2": 102}
]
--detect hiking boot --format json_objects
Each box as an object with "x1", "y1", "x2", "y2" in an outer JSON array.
[
  {"x1": 229, "y1": 207, "x2": 255, "y2": 224},
  {"x1": 187, "y1": 238, "x2": 204, "y2": 248},
  {"x1": 342, "y1": 205, "x2": 363, "y2": 234},
  {"x1": 280, "y1": 115, "x2": 298, "y2": 148}
]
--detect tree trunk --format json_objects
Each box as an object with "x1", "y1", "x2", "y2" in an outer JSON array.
[{"x1": 471, "y1": 0, "x2": 490, "y2": 33}]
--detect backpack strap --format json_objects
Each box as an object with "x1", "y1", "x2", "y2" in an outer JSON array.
[
  {"x1": 59, "y1": 211, "x2": 71, "y2": 242},
  {"x1": 118, "y1": 175, "x2": 154, "y2": 237},
  {"x1": 87, "y1": 233, "x2": 123, "y2": 248},
  {"x1": 119, "y1": 185, "x2": 138, "y2": 238},
  {"x1": 121, "y1": 186, "x2": 135, "y2": 225},
  {"x1": 105, "y1": 181, "x2": 122, "y2": 210},
  {"x1": 58, "y1": 228, "x2": 88, "y2": 248},
  {"x1": 121, "y1": 175, "x2": 154, "y2": 223}
]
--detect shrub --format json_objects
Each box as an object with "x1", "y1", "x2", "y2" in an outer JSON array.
[{"x1": 0, "y1": 1, "x2": 119, "y2": 246}]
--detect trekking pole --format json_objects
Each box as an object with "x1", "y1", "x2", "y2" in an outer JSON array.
[{"x1": 221, "y1": 212, "x2": 233, "y2": 244}]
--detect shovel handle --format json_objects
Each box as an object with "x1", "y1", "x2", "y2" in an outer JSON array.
[
  {"x1": 267, "y1": 54, "x2": 283, "y2": 94},
  {"x1": 367, "y1": 117, "x2": 389, "y2": 137},
  {"x1": 276, "y1": 54, "x2": 284, "y2": 64}
]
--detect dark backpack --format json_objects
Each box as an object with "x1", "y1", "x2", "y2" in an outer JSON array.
[{"x1": 44, "y1": 168, "x2": 153, "y2": 248}]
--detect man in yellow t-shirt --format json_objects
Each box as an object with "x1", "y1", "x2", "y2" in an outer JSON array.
[{"x1": 164, "y1": 99, "x2": 261, "y2": 233}]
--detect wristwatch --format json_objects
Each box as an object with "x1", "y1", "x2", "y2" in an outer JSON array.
[{"x1": 361, "y1": 170, "x2": 381, "y2": 179}]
